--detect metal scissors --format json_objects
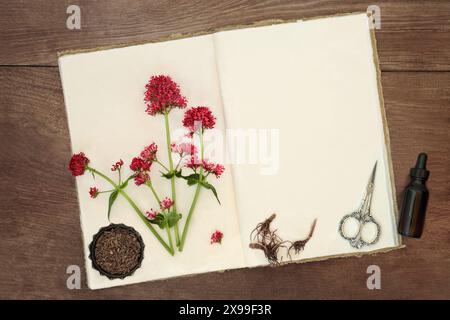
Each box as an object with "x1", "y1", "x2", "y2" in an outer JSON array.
[{"x1": 338, "y1": 162, "x2": 381, "y2": 249}]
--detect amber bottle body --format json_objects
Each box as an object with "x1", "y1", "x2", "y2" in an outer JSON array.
[{"x1": 398, "y1": 179, "x2": 429, "y2": 238}]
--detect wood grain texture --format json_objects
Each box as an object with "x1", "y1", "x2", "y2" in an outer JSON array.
[
  {"x1": 0, "y1": 0, "x2": 450, "y2": 70},
  {"x1": 0, "y1": 68, "x2": 448, "y2": 299}
]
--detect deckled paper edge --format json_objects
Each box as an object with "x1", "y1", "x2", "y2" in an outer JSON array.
[
  {"x1": 58, "y1": 58, "x2": 94, "y2": 289},
  {"x1": 58, "y1": 11, "x2": 405, "y2": 289},
  {"x1": 92, "y1": 244, "x2": 406, "y2": 290},
  {"x1": 368, "y1": 13, "x2": 403, "y2": 248},
  {"x1": 57, "y1": 12, "x2": 367, "y2": 58}
]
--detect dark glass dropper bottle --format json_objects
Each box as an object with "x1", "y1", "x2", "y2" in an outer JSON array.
[{"x1": 398, "y1": 153, "x2": 430, "y2": 238}]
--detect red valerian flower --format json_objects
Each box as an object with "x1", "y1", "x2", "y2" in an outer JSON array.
[
  {"x1": 69, "y1": 152, "x2": 90, "y2": 176},
  {"x1": 144, "y1": 75, "x2": 187, "y2": 116},
  {"x1": 185, "y1": 157, "x2": 225, "y2": 178},
  {"x1": 145, "y1": 209, "x2": 158, "y2": 220},
  {"x1": 89, "y1": 187, "x2": 99, "y2": 198},
  {"x1": 171, "y1": 142, "x2": 197, "y2": 156},
  {"x1": 134, "y1": 172, "x2": 150, "y2": 186},
  {"x1": 111, "y1": 159, "x2": 124, "y2": 171},
  {"x1": 140, "y1": 143, "x2": 158, "y2": 162},
  {"x1": 182, "y1": 106, "x2": 216, "y2": 133},
  {"x1": 185, "y1": 155, "x2": 201, "y2": 170},
  {"x1": 211, "y1": 163, "x2": 225, "y2": 178},
  {"x1": 202, "y1": 159, "x2": 215, "y2": 172},
  {"x1": 130, "y1": 157, "x2": 151, "y2": 185},
  {"x1": 202, "y1": 159, "x2": 225, "y2": 178},
  {"x1": 210, "y1": 230, "x2": 223, "y2": 244},
  {"x1": 160, "y1": 197, "x2": 174, "y2": 210},
  {"x1": 130, "y1": 157, "x2": 151, "y2": 172}
]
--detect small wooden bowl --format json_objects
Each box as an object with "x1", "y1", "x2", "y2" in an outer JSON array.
[{"x1": 88, "y1": 223, "x2": 145, "y2": 280}]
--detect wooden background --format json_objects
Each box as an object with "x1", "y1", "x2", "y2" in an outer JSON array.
[{"x1": 0, "y1": 0, "x2": 449, "y2": 299}]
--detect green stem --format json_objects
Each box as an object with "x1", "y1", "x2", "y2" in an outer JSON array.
[
  {"x1": 146, "y1": 181, "x2": 175, "y2": 253},
  {"x1": 164, "y1": 210, "x2": 175, "y2": 254},
  {"x1": 174, "y1": 155, "x2": 185, "y2": 171},
  {"x1": 163, "y1": 111, "x2": 181, "y2": 246},
  {"x1": 179, "y1": 179, "x2": 202, "y2": 251},
  {"x1": 146, "y1": 181, "x2": 161, "y2": 204},
  {"x1": 98, "y1": 189, "x2": 115, "y2": 194},
  {"x1": 179, "y1": 129, "x2": 204, "y2": 251},
  {"x1": 88, "y1": 167, "x2": 174, "y2": 256},
  {"x1": 155, "y1": 159, "x2": 169, "y2": 172},
  {"x1": 120, "y1": 190, "x2": 174, "y2": 255}
]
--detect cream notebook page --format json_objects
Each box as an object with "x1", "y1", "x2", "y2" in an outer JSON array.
[
  {"x1": 59, "y1": 13, "x2": 399, "y2": 289},
  {"x1": 60, "y1": 35, "x2": 245, "y2": 289},
  {"x1": 214, "y1": 13, "x2": 399, "y2": 267}
]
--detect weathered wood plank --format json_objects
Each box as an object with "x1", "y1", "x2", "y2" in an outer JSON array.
[
  {"x1": 0, "y1": 0, "x2": 450, "y2": 69},
  {"x1": 0, "y1": 68, "x2": 448, "y2": 299}
]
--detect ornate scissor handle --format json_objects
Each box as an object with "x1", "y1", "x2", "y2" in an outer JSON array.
[
  {"x1": 339, "y1": 212, "x2": 381, "y2": 249},
  {"x1": 339, "y1": 212, "x2": 360, "y2": 241}
]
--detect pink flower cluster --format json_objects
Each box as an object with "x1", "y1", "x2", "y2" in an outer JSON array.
[
  {"x1": 145, "y1": 208, "x2": 158, "y2": 220},
  {"x1": 130, "y1": 157, "x2": 151, "y2": 185},
  {"x1": 144, "y1": 197, "x2": 173, "y2": 221},
  {"x1": 130, "y1": 143, "x2": 158, "y2": 185},
  {"x1": 69, "y1": 152, "x2": 89, "y2": 176},
  {"x1": 182, "y1": 106, "x2": 216, "y2": 134},
  {"x1": 140, "y1": 142, "x2": 158, "y2": 162},
  {"x1": 210, "y1": 230, "x2": 223, "y2": 244},
  {"x1": 179, "y1": 105, "x2": 224, "y2": 178},
  {"x1": 89, "y1": 187, "x2": 99, "y2": 198},
  {"x1": 160, "y1": 197, "x2": 174, "y2": 210},
  {"x1": 171, "y1": 142, "x2": 197, "y2": 156},
  {"x1": 202, "y1": 159, "x2": 225, "y2": 178},
  {"x1": 111, "y1": 159, "x2": 124, "y2": 171},
  {"x1": 185, "y1": 156, "x2": 225, "y2": 178},
  {"x1": 144, "y1": 75, "x2": 187, "y2": 116}
]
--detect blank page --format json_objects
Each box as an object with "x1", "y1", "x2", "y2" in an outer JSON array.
[{"x1": 214, "y1": 14, "x2": 400, "y2": 267}]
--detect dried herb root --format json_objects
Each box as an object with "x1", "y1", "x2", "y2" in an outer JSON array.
[
  {"x1": 287, "y1": 218, "x2": 317, "y2": 259},
  {"x1": 249, "y1": 213, "x2": 287, "y2": 266},
  {"x1": 249, "y1": 214, "x2": 317, "y2": 265}
]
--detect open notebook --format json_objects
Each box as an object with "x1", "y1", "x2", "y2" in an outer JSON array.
[{"x1": 59, "y1": 13, "x2": 402, "y2": 289}]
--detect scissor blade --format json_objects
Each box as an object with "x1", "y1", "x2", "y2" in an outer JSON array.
[{"x1": 369, "y1": 161, "x2": 378, "y2": 184}]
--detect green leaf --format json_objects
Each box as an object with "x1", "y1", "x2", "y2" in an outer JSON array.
[
  {"x1": 148, "y1": 213, "x2": 167, "y2": 229},
  {"x1": 150, "y1": 213, "x2": 167, "y2": 229},
  {"x1": 167, "y1": 211, "x2": 182, "y2": 228},
  {"x1": 201, "y1": 181, "x2": 221, "y2": 204},
  {"x1": 181, "y1": 173, "x2": 199, "y2": 181},
  {"x1": 187, "y1": 178, "x2": 199, "y2": 186},
  {"x1": 175, "y1": 170, "x2": 183, "y2": 178},
  {"x1": 161, "y1": 171, "x2": 175, "y2": 179},
  {"x1": 181, "y1": 173, "x2": 200, "y2": 186},
  {"x1": 161, "y1": 169, "x2": 182, "y2": 179},
  {"x1": 107, "y1": 190, "x2": 119, "y2": 220}
]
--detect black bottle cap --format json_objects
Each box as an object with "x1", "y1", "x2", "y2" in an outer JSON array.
[{"x1": 410, "y1": 153, "x2": 430, "y2": 180}]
